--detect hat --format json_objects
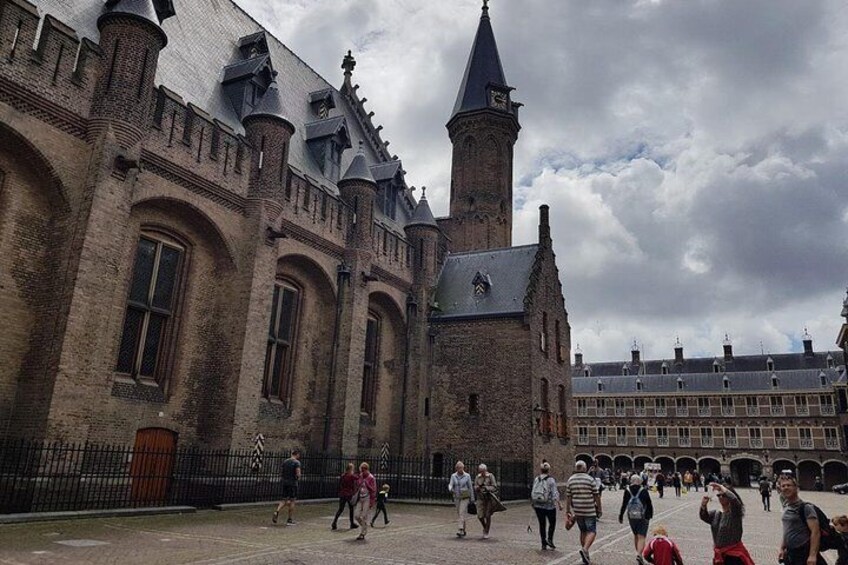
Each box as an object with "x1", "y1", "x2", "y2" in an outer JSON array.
[{"x1": 630, "y1": 474, "x2": 643, "y2": 486}]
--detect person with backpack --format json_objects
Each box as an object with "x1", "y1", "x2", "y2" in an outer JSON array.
[
  {"x1": 778, "y1": 475, "x2": 828, "y2": 565},
  {"x1": 532, "y1": 461, "x2": 562, "y2": 550},
  {"x1": 831, "y1": 515, "x2": 848, "y2": 565},
  {"x1": 758, "y1": 475, "x2": 772, "y2": 512},
  {"x1": 700, "y1": 482, "x2": 754, "y2": 565},
  {"x1": 643, "y1": 524, "x2": 685, "y2": 565},
  {"x1": 619, "y1": 474, "x2": 654, "y2": 564}
]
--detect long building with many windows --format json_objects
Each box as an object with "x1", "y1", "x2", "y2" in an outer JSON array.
[{"x1": 572, "y1": 324, "x2": 848, "y2": 490}]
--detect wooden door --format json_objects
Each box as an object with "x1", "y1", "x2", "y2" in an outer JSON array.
[{"x1": 130, "y1": 428, "x2": 177, "y2": 505}]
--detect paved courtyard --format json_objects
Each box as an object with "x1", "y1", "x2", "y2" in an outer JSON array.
[{"x1": 0, "y1": 488, "x2": 846, "y2": 564}]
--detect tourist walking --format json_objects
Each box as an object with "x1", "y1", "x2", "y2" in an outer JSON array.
[
  {"x1": 655, "y1": 471, "x2": 666, "y2": 498},
  {"x1": 692, "y1": 471, "x2": 701, "y2": 492},
  {"x1": 621, "y1": 470, "x2": 630, "y2": 490},
  {"x1": 331, "y1": 462, "x2": 358, "y2": 530},
  {"x1": 619, "y1": 474, "x2": 653, "y2": 564},
  {"x1": 832, "y1": 515, "x2": 848, "y2": 565},
  {"x1": 778, "y1": 475, "x2": 827, "y2": 565},
  {"x1": 531, "y1": 461, "x2": 562, "y2": 550},
  {"x1": 643, "y1": 525, "x2": 685, "y2": 565},
  {"x1": 672, "y1": 472, "x2": 682, "y2": 497},
  {"x1": 353, "y1": 462, "x2": 377, "y2": 540},
  {"x1": 758, "y1": 475, "x2": 772, "y2": 512},
  {"x1": 474, "y1": 463, "x2": 503, "y2": 538},
  {"x1": 273, "y1": 449, "x2": 301, "y2": 525},
  {"x1": 370, "y1": 484, "x2": 390, "y2": 527},
  {"x1": 700, "y1": 482, "x2": 754, "y2": 564},
  {"x1": 815, "y1": 476, "x2": 824, "y2": 492},
  {"x1": 449, "y1": 461, "x2": 475, "y2": 538},
  {"x1": 683, "y1": 471, "x2": 693, "y2": 493},
  {"x1": 566, "y1": 460, "x2": 602, "y2": 565}
]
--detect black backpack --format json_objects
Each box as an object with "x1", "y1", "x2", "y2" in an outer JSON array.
[{"x1": 799, "y1": 503, "x2": 841, "y2": 552}]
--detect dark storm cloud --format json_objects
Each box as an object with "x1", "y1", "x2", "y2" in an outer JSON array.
[{"x1": 240, "y1": 0, "x2": 848, "y2": 361}]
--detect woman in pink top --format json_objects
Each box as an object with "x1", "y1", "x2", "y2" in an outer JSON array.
[{"x1": 354, "y1": 462, "x2": 377, "y2": 540}]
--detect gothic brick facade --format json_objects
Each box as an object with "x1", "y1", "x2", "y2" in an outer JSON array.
[{"x1": 0, "y1": 0, "x2": 572, "y2": 467}]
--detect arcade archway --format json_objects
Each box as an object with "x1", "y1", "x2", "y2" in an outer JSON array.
[
  {"x1": 655, "y1": 456, "x2": 675, "y2": 474},
  {"x1": 634, "y1": 455, "x2": 652, "y2": 471},
  {"x1": 730, "y1": 458, "x2": 762, "y2": 487},
  {"x1": 676, "y1": 456, "x2": 696, "y2": 473},
  {"x1": 699, "y1": 457, "x2": 721, "y2": 477},
  {"x1": 798, "y1": 460, "x2": 821, "y2": 491},
  {"x1": 824, "y1": 461, "x2": 848, "y2": 489},
  {"x1": 613, "y1": 455, "x2": 633, "y2": 472}
]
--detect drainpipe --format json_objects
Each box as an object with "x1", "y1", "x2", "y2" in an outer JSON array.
[
  {"x1": 398, "y1": 294, "x2": 417, "y2": 456},
  {"x1": 323, "y1": 262, "x2": 351, "y2": 453}
]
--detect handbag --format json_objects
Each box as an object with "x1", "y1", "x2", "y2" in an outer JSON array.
[
  {"x1": 565, "y1": 513, "x2": 575, "y2": 530},
  {"x1": 467, "y1": 501, "x2": 477, "y2": 515}
]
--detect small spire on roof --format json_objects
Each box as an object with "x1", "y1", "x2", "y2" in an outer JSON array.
[
  {"x1": 723, "y1": 333, "x2": 732, "y2": 346},
  {"x1": 482, "y1": 0, "x2": 490, "y2": 14},
  {"x1": 421, "y1": 186, "x2": 427, "y2": 198},
  {"x1": 342, "y1": 50, "x2": 356, "y2": 85},
  {"x1": 803, "y1": 327, "x2": 812, "y2": 340}
]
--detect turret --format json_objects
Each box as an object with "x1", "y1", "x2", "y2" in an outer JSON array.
[
  {"x1": 338, "y1": 147, "x2": 378, "y2": 249},
  {"x1": 89, "y1": 0, "x2": 170, "y2": 147},
  {"x1": 242, "y1": 79, "x2": 296, "y2": 200},
  {"x1": 404, "y1": 187, "x2": 440, "y2": 285},
  {"x1": 446, "y1": 1, "x2": 520, "y2": 252},
  {"x1": 723, "y1": 334, "x2": 734, "y2": 361}
]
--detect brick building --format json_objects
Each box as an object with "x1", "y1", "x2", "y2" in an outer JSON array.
[
  {"x1": 0, "y1": 0, "x2": 572, "y2": 468},
  {"x1": 572, "y1": 319, "x2": 848, "y2": 490}
]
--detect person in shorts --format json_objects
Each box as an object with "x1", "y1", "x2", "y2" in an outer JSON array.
[
  {"x1": 619, "y1": 474, "x2": 653, "y2": 564},
  {"x1": 566, "y1": 460, "x2": 601, "y2": 565},
  {"x1": 273, "y1": 449, "x2": 301, "y2": 525}
]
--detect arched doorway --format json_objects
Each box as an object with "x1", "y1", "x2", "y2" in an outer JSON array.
[
  {"x1": 634, "y1": 455, "x2": 652, "y2": 471},
  {"x1": 613, "y1": 455, "x2": 633, "y2": 472},
  {"x1": 824, "y1": 461, "x2": 848, "y2": 489},
  {"x1": 655, "y1": 456, "x2": 674, "y2": 474},
  {"x1": 699, "y1": 457, "x2": 721, "y2": 477},
  {"x1": 797, "y1": 460, "x2": 821, "y2": 491},
  {"x1": 730, "y1": 458, "x2": 762, "y2": 487},
  {"x1": 772, "y1": 459, "x2": 795, "y2": 478},
  {"x1": 576, "y1": 453, "x2": 593, "y2": 466},
  {"x1": 596, "y1": 455, "x2": 613, "y2": 470},
  {"x1": 676, "y1": 456, "x2": 696, "y2": 473}
]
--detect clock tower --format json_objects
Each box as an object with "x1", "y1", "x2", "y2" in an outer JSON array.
[{"x1": 445, "y1": 1, "x2": 521, "y2": 253}]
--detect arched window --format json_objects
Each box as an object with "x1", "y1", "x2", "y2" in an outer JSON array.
[
  {"x1": 360, "y1": 314, "x2": 381, "y2": 416},
  {"x1": 540, "y1": 312, "x2": 549, "y2": 354},
  {"x1": 116, "y1": 231, "x2": 186, "y2": 383},
  {"x1": 558, "y1": 385, "x2": 566, "y2": 415},
  {"x1": 263, "y1": 281, "x2": 301, "y2": 406},
  {"x1": 541, "y1": 378, "x2": 550, "y2": 410}
]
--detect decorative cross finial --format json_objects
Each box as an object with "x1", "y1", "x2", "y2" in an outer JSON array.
[
  {"x1": 481, "y1": 0, "x2": 490, "y2": 18},
  {"x1": 342, "y1": 50, "x2": 356, "y2": 77},
  {"x1": 421, "y1": 186, "x2": 427, "y2": 198}
]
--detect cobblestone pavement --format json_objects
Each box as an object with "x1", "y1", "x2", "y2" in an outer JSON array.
[{"x1": 0, "y1": 488, "x2": 846, "y2": 564}]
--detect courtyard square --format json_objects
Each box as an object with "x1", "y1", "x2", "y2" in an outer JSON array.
[{"x1": 1, "y1": 488, "x2": 846, "y2": 564}]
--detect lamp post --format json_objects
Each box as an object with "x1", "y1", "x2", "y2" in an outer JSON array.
[{"x1": 533, "y1": 403, "x2": 543, "y2": 435}]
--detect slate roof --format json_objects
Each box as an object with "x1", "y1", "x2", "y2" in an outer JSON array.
[
  {"x1": 304, "y1": 116, "x2": 348, "y2": 142},
  {"x1": 101, "y1": 0, "x2": 162, "y2": 36},
  {"x1": 406, "y1": 195, "x2": 437, "y2": 228},
  {"x1": 244, "y1": 80, "x2": 293, "y2": 127},
  {"x1": 370, "y1": 161, "x2": 402, "y2": 182},
  {"x1": 572, "y1": 368, "x2": 846, "y2": 395},
  {"x1": 451, "y1": 4, "x2": 508, "y2": 119},
  {"x1": 340, "y1": 150, "x2": 375, "y2": 184},
  {"x1": 432, "y1": 244, "x2": 538, "y2": 320},
  {"x1": 578, "y1": 350, "x2": 843, "y2": 377},
  {"x1": 36, "y1": 0, "x2": 413, "y2": 227},
  {"x1": 221, "y1": 55, "x2": 270, "y2": 84}
]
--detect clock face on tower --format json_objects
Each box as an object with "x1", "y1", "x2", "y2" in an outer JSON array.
[{"x1": 489, "y1": 89, "x2": 509, "y2": 111}]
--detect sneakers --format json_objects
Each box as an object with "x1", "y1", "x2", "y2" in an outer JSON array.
[
  {"x1": 356, "y1": 533, "x2": 365, "y2": 541},
  {"x1": 271, "y1": 511, "x2": 279, "y2": 524},
  {"x1": 482, "y1": 533, "x2": 489, "y2": 539},
  {"x1": 579, "y1": 548, "x2": 590, "y2": 565},
  {"x1": 286, "y1": 518, "x2": 296, "y2": 526},
  {"x1": 456, "y1": 528, "x2": 466, "y2": 538}
]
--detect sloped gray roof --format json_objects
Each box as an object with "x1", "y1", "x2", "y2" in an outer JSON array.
[
  {"x1": 406, "y1": 195, "x2": 437, "y2": 228},
  {"x1": 451, "y1": 5, "x2": 508, "y2": 119},
  {"x1": 370, "y1": 161, "x2": 402, "y2": 182},
  {"x1": 100, "y1": 0, "x2": 161, "y2": 34},
  {"x1": 579, "y1": 350, "x2": 843, "y2": 376},
  {"x1": 340, "y1": 150, "x2": 375, "y2": 184},
  {"x1": 572, "y1": 368, "x2": 845, "y2": 395},
  {"x1": 244, "y1": 80, "x2": 293, "y2": 128},
  {"x1": 36, "y1": 0, "x2": 414, "y2": 226},
  {"x1": 305, "y1": 116, "x2": 348, "y2": 142},
  {"x1": 221, "y1": 54, "x2": 270, "y2": 84},
  {"x1": 432, "y1": 244, "x2": 538, "y2": 320}
]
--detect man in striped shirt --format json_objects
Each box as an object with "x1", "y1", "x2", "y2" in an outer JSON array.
[{"x1": 566, "y1": 460, "x2": 602, "y2": 565}]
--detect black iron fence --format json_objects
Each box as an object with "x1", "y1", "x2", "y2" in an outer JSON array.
[{"x1": 0, "y1": 440, "x2": 532, "y2": 515}]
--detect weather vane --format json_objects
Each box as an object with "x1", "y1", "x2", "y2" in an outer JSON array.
[{"x1": 483, "y1": 0, "x2": 489, "y2": 9}]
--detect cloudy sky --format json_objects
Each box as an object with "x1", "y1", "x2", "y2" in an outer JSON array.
[{"x1": 239, "y1": 0, "x2": 848, "y2": 363}]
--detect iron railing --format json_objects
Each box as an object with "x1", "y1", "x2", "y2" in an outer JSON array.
[{"x1": 0, "y1": 440, "x2": 532, "y2": 515}]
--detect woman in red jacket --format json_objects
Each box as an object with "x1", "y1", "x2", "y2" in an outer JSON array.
[
  {"x1": 331, "y1": 463, "x2": 358, "y2": 530},
  {"x1": 354, "y1": 462, "x2": 377, "y2": 540}
]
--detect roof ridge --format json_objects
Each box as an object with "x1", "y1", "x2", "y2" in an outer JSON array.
[{"x1": 446, "y1": 243, "x2": 539, "y2": 257}]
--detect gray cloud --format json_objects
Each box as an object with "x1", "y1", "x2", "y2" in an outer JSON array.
[{"x1": 239, "y1": 0, "x2": 848, "y2": 362}]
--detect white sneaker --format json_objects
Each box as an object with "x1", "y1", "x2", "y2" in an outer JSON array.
[{"x1": 483, "y1": 533, "x2": 489, "y2": 539}]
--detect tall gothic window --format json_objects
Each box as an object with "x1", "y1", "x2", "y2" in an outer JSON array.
[
  {"x1": 541, "y1": 378, "x2": 550, "y2": 410},
  {"x1": 116, "y1": 234, "x2": 184, "y2": 381},
  {"x1": 263, "y1": 282, "x2": 300, "y2": 405},
  {"x1": 361, "y1": 314, "x2": 381, "y2": 416}
]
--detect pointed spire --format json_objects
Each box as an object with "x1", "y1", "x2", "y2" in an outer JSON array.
[
  {"x1": 340, "y1": 142, "x2": 375, "y2": 184},
  {"x1": 450, "y1": 1, "x2": 509, "y2": 119},
  {"x1": 243, "y1": 78, "x2": 295, "y2": 130},
  {"x1": 100, "y1": 0, "x2": 167, "y2": 45},
  {"x1": 407, "y1": 187, "x2": 438, "y2": 228},
  {"x1": 342, "y1": 50, "x2": 356, "y2": 87}
]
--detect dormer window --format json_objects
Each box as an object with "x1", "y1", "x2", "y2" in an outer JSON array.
[
  {"x1": 771, "y1": 374, "x2": 780, "y2": 389},
  {"x1": 472, "y1": 271, "x2": 492, "y2": 296},
  {"x1": 309, "y1": 89, "x2": 337, "y2": 119},
  {"x1": 305, "y1": 117, "x2": 352, "y2": 183},
  {"x1": 584, "y1": 367, "x2": 591, "y2": 377},
  {"x1": 622, "y1": 365, "x2": 630, "y2": 376},
  {"x1": 677, "y1": 377, "x2": 684, "y2": 391},
  {"x1": 713, "y1": 360, "x2": 721, "y2": 373},
  {"x1": 661, "y1": 362, "x2": 669, "y2": 375},
  {"x1": 820, "y1": 371, "x2": 828, "y2": 387},
  {"x1": 371, "y1": 161, "x2": 405, "y2": 221},
  {"x1": 597, "y1": 379, "x2": 604, "y2": 392},
  {"x1": 766, "y1": 357, "x2": 774, "y2": 372},
  {"x1": 636, "y1": 378, "x2": 643, "y2": 392},
  {"x1": 723, "y1": 375, "x2": 730, "y2": 390},
  {"x1": 827, "y1": 354, "x2": 835, "y2": 369},
  {"x1": 222, "y1": 33, "x2": 275, "y2": 120}
]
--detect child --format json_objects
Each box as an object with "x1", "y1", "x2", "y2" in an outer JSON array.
[
  {"x1": 832, "y1": 515, "x2": 848, "y2": 565},
  {"x1": 643, "y1": 525, "x2": 684, "y2": 565},
  {"x1": 370, "y1": 484, "x2": 390, "y2": 527}
]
